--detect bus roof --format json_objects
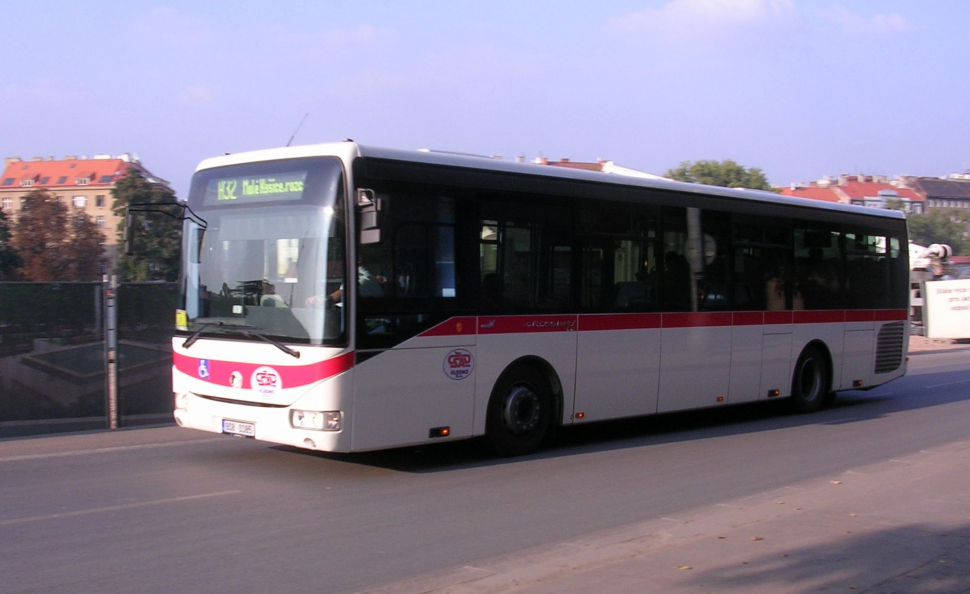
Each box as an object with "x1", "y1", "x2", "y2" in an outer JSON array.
[{"x1": 196, "y1": 141, "x2": 906, "y2": 222}]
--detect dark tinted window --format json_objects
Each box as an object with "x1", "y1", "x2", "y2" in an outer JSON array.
[
  {"x1": 579, "y1": 200, "x2": 658, "y2": 313},
  {"x1": 794, "y1": 225, "x2": 842, "y2": 310}
]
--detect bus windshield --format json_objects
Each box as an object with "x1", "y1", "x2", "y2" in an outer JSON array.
[{"x1": 179, "y1": 157, "x2": 346, "y2": 345}]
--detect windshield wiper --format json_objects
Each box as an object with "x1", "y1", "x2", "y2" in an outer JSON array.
[
  {"x1": 240, "y1": 330, "x2": 301, "y2": 359},
  {"x1": 182, "y1": 321, "x2": 256, "y2": 349},
  {"x1": 182, "y1": 321, "x2": 300, "y2": 359}
]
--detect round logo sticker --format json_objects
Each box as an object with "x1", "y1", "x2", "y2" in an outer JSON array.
[
  {"x1": 443, "y1": 349, "x2": 474, "y2": 381},
  {"x1": 251, "y1": 366, "x2": 282, "y2": 397}
]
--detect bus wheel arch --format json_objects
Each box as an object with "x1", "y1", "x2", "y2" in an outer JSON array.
[
  {"x1": 483, "y1": 357, "x2": 562, "y2": 456},
  {"x1": 789, "y1": 342, "x2": 833, "y2": 413}
]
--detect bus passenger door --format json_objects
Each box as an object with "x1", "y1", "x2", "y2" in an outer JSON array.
[{"x1": 350, "y1": 190, "x2": 478, "y2": 451}]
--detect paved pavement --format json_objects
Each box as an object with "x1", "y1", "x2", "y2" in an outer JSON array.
[
  {"x1": 908, "y1": 334, "x2": 970, "y2": 353},
  {"x1": 357, "y1": 342, "x2": 970, "y2": 594},
  {"x1": 363, "y1": 437, "x2": 970, "y2": 594}
]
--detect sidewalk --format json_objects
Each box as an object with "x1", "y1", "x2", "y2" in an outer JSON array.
[
  {"x1": 364, "y1": 439, "x2": 970, "y2": 594},
  {"x1": 908, "y1": 334, "x2": 970, "y2": 354}
]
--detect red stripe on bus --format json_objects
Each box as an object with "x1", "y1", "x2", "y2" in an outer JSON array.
[
  {"x1": 874, "y1": 309, "x2": 908, "y2": 321},
  {"x1": 418, "y1": 317, "x2": 478, "y2": 337},
  {"x1": 478, "y1": 315, "x2": 579, "y2": 334},
  {"x1": 579, "y1": 313, "x2": 662, "y2": 331},
  {"x1": 426, "y1": 309, "x2": 907, "y2": 334},
  {"x1": 845, "y1": 310, "x2": 876, "y2": 322},
  {"x1": 764, "y1": 311, "x2": 793, "y2": 325},
  {"x1": 173, "y1": 351, "x2": 354, "y2": 388},
  {"x1": 662, "y1": 312, "x2": 734, "y2": 328},
  {"x1": 793, "y1": 310, "x2": 845, "y2": 324},
  {"x1": 732, "y1": 312, "x2": 764, "y2": 326}
]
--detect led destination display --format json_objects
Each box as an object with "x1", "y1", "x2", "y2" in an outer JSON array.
[{"x1": 203, "y1": 170, "x2": 308, "y2": 205}]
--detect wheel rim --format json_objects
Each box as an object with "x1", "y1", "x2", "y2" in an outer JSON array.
[
  {"x1": 798, "y1": 358, "x2": 822, "y2": 402},
  {"x1": 502, "y1": 385, "x2": 541, "y2": 435}
]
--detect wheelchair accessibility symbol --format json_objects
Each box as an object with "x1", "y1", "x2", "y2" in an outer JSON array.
[{"x1": 198, "y1": 359, "x2": 210, "y2": 379}]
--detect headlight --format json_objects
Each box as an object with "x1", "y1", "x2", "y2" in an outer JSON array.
[{"x1": 291, "y1": 410, "x2": 341, "y2": 431}]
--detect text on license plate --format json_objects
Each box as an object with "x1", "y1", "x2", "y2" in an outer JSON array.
[{"x1": 222, "y1": 419, "x2": 255, "y2": 437}]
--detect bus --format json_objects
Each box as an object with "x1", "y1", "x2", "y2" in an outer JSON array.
[{"x1": 170, "y1": 141, "x2": 909, "y2": 455}]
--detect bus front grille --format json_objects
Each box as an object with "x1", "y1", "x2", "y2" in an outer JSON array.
[
  {"x1": 196, "y1": 394, "x2": 288, "y2": 408},
  {"x1": 874, "y1": 322, "x2": 905, "y2": 374}
]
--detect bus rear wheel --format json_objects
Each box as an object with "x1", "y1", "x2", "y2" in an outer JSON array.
[
  {"x1": 789, "y1": 346, "x2": 829, "y2": 413},
  {"x1": 485, "y1": 366, "x2": 551, "y2": 456}
]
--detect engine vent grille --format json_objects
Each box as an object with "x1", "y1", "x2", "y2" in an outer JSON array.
[{"x1": 874, "y1": 322, "x2": 905, "y2": 374}]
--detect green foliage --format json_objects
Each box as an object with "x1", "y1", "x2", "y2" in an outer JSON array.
[
  {"x1": 664, "y1": 159, "x2": 776, "y2": 191},
  {"x1": 884, "y1": 198, "x2": 907, "y2": 212},
  {"x1": 0, "y1": 210, "x2": 22, "y2": 280},
  {"x1": 112, "y1": 168, "x2": 182, "y2": 281},
  {"x1": 11, "y1": 190, "x2": 105, "y2": 281},
  {"x1": 907, "y1": 209, "x2": 970, "y2": 255}
]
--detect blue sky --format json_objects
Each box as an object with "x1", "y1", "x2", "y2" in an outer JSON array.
[{"x1": 2, "y1": 1, "x2": 968, "y2": 196}]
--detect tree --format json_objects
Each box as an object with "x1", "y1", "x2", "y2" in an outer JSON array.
[
  {"x1": 664, "y1": 159, "x2": 775, "y2": 191},
  {"x1": 907, "y1": 209, "x2": 970, "y2": 255},
  {"x1": 11, "y1": 189, "x2": 105, "y2": 281},
  {"x1": 0, "y1": 210, "x2": 22, "y2": 280},
  {"x1": 111, "y1": 168, "x2": 182, "y2": 281}
]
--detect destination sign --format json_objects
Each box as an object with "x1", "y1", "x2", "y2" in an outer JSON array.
[{"x1": 203, "y1": 170, "x2": 308, "y2": 205}]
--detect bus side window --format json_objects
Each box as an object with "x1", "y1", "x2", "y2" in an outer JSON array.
[
  {"x1": 579, "y1": 200, "x2": 658, "y2": 313},
  {"x1": 733, "y1": 216, "x2": 794, "y2": 311},
  {"x1": 662, "y1": 207, "x2": 732, "y2": 312},
  {"x1": 844, "y1": 231, "x2": 890, "y2": 310},
  {"x1": 794, "y1": 226, "x2": 842, "y2": 310}
]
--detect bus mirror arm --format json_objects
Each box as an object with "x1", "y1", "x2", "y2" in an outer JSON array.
[{"x1": 124, "y1": 201, "x2": 208, "y2": 256}]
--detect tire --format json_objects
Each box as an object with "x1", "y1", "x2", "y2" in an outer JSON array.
[
  {"x1": 789, "y1": 346, "x2": 829, "y2": 413},
  {"x1": 484, "y1": 366, "x2": 552, "y2": 456}
]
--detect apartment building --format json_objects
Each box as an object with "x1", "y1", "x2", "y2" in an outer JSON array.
[{"x1": 0, "y1": 153, "x2": 169, "y2": 267}]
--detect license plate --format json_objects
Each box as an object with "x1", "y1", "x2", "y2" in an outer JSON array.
[{"x1": 222, "y1": 419, "x2": 255, "y2": 437}]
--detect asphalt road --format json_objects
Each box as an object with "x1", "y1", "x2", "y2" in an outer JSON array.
[{"x1": 2, "y1": 350, "x2": 969, "y2": 594}]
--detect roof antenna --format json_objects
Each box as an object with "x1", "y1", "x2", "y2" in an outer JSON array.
[{"x1": 286, "y1": 112, "x2": 309, "y2": 147}]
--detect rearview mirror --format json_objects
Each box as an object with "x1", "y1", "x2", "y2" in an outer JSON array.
[{"x1": 356, "y1": 188, "x2": 382, "y2": 244}]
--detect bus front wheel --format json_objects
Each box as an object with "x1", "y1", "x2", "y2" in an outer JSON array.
[
  {"x1": 789, "y1": 346, "x2": 829, "y2": 413},
  {"x1": 485, "y1": 366, "x2": 551, "y2": 456}
]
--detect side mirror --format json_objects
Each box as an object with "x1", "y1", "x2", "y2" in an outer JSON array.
[
  {"x1": 123, "y1": 211, "x2": 135, "y2": 255},
  {"x1": 356, "y1": 188, "x2": 382, "y2": 244}
]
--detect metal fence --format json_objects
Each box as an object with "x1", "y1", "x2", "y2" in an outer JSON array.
[{"x1": 0, "y1": 281, "x2": 176, "y2": 438}]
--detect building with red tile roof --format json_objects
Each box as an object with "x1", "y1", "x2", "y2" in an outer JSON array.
[
  {"x1": 781, "y1": 174, "x2": 924, "y2": 214},
  {"x1": 778, "y1": 184, "x2": 842, "y2": 203},
  {"x1": 535, "y1": 157, "x2": 664, "y2": 180},
  {"x1": 1, "y1": 153, "x2": 170, "y2": 268}
]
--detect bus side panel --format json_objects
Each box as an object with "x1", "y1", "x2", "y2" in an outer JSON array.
[
  {"x1": 728, "y1": 325, "x2": 762, "y2": 403},
  {"x1": 760, "y1": 332, "x2": 792, "y2": 400},
  {"x1": 657, "y1": 326, "x2": 732, "y2": 413},
  {"x1": 841, "y1": 319, "x2": 875, "y2": 390},
  {"x1": 574, "y1": 327, "x2": 661, "y2": 421},
  {"x1": 473, "y1": 328, "x2": 578, "y2": 435},
  {"x1": 351, "y1": 346, "x2": 476, "y2": 451}
]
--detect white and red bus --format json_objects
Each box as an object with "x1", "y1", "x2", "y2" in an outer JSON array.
[{"x1": 171, "y1": 142, "x2": 909, "y2": 455}]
